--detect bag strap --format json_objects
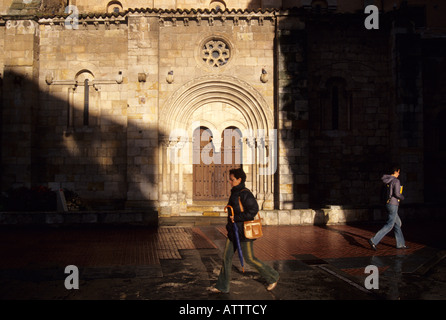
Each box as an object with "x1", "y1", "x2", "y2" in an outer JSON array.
[
  {"x1": 238, "y1": 188, "x2": 249, "y2": 212},
  {"x1": 238, "y1": 189, "x2": 261, "y2": 220},
  {"x1": 386, "y1": 183, "x2": 392, "y2": 203},
  {"x1": 387, "y1": 181, "x2": 395, "y2": 203},
  {"x1": 238, "y1": 196, "x2": 244, "y2": 212}
]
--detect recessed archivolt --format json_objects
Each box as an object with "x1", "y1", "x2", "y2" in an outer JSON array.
[
  {"x1": 181, "y1": 95, "x2": 255, "y2": 130},
  {"x1": 188, "y1": 103, "x2": 248, "y2": 133},
  {"x1": 160, "y1": 75, "x2": 273, "y2": 138}
]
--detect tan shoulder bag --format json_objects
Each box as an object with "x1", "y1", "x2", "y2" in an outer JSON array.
[{"x1": 239, "y1": 190, "x2": 263, "y2": 239}]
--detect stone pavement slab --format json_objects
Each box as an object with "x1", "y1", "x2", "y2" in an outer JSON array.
[{"x1": 0, "y1": 220, "x2": 445, "y2": 301}]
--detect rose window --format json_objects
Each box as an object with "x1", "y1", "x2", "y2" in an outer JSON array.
[{"x1": 201, "y1": 39, "x2": 231, "y2": 68}]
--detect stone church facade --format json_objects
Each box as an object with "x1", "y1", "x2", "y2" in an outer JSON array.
[{"x1": 1, "y1": 1, "x2": 445, "y2": 220}]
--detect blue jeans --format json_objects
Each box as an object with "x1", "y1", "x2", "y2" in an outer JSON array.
[
  {"x1": 215, "y1": 239, "x2": 279, "y2": 293},
  {"x1": 371, "y1": 204, "x2": 405, "y2": 248}
]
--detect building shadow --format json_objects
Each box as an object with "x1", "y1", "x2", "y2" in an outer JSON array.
[
  {"x1": 317, "y1": 224, "x2": 369, "y2": 249},
  {"x1": 0, "y1": 69, "x2": 163, "y2": 222},
  {"x1": 249, "y1": 1, "x2": 446, "y2": 212}
]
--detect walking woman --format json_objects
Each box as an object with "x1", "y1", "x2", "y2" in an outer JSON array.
[
  {"x1": 210, "y1": 168, "x2": 279, "y2": 293},
  {"x1": 368, "y1": 165, "x2": 408, "y2": 250}
]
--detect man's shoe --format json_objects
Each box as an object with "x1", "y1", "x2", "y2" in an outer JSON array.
[
  {"x1": 368, "y1": 239, "x2": 377, "y2": 251},
  {"x1": 397, "y1": 245, "x2": 409, "y2": 249}
]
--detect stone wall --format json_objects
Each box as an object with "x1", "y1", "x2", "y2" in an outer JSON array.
[
  {"x1": 4, "y1": 0, "x2": 65, "y2": 15},
  {"x1": 276, "y1": 11, "x2": 309, "y2": 209},
  {"x1": 33, "y1": 16, "x2": 129, "y2": 209},
  {"x1": 307, "y1": 15, "x2": 394, "y2": 207},
  {"x1": 1, "y1": 10, "x2": 279, "y2": 211},
  {"x1": 125, "y1": 15, "x2": 160, "y2": 209},
  {"x1": 1, "y1": 19, "x2": 40, "y2": 189},
  {"x1": 422, "y1": 38, "x2": 446, "y2": 202},
  {"x1": 391, "y1": 19, "x2": 425, "y2": 205},
  {"x1": 70, "y1": 0, "x2": 266, "y2": 13}
]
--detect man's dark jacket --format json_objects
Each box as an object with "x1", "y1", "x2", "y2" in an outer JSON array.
[{"x1": 225, "y1": 183, "x2": 259, "y2": 243}]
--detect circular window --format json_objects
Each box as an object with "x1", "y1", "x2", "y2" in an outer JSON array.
[{"x1": 201, "y1": 39, "x2": 231, "y2": 68}]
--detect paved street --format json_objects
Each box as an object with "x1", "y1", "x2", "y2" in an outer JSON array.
[{"x1": 0, "y1": 219, "x2": 445, "y2": 302}]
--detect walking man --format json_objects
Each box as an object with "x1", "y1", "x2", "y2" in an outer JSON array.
[{"x1": 368, "y1": 165, "x2": 408, "y2": 250}]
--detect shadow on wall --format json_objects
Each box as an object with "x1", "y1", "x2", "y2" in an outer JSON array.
[
  {"x1": 250, "y1": 1, "x2": 394, "y2": 208},
  {"x1": 0, "y1": 70, "x2": 163, "y2": 214},
  {"x1": 301, "y1": 7, "x2": 393, "y2": 208},
  {"x1": 252, "y1": 1, "x2": 437, "y2": 209}
]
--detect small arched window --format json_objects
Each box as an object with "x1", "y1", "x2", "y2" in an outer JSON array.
[
  {"x1": 209, "y1": 0, "x2": 226, "y2": 11},
  {"x1": 311, "y1": 0, "x2": 328, "y2": 13},
  {"x1": 321, "y1": 77, "x2": 350, "y2": 131},
  {"x1": 107, "y1": 1, "x2": 123, "y2": 14},
  {"x1": 71, "y1": 70, "x2": 99, "y2": 128}
]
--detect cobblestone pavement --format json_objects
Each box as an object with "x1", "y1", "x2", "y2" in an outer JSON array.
[{"x1": 0, "y1": 219, "x2": 445, "y2": 301}]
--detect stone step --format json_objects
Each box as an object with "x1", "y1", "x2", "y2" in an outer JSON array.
[
  {"x1": 0, "y1": 206, "x2": 440, "y2": 227},
  {"x1": 159, "y1": 215, "x2": 227, "y2": 227},
  {"x1": 186, "y1": 206, "x2": 224, "y2": 212},
  {"x1": 186, "y1": 204, "x2": 227, "y2": 213},
  {"x1": 179, "y1": 211, "x2": 226, "y2": 217}
]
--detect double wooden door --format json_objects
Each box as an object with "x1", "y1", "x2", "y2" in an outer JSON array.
[{"x1": 193, "y1": 127, "x2": 241, "y2": 200}]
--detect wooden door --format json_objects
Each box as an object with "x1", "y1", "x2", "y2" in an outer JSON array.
[
  {"x1": 193, "y1": 127, "x2": 214, "y2": 200},
  {"x1": 193, "y1": 127, "x2": 241, "y2": 201}
]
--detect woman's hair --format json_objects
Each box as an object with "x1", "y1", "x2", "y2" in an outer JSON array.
[
  {"x1": 229, "y1": 167, "x2": 246, "y2": 184},
  {"x1": 389, "y1": 164, "x2": 401, "y2": 174}
]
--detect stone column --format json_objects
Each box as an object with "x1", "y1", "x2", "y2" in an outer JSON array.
[
  {"x1": 262, "y1": 135, "x2": 275, "y2": 210},
  {"x1": 158, "y1": 137, "x2": 171, "y2": 215},
  {"x1": 159, "y1": 136, "x2": 187, "y2": 216},
  {"x1": 256, "y1": 136, "x2": 266, "y2": 207},
  {"x1": 246, "y1": 136, "x2": 257, "y2": 196},
  {"x1": 175, "y1": 138, "x2": 187, "y2": 213}
]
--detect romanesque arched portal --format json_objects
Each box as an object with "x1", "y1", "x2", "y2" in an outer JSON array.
[{"x1": 158, "y1": 75, "x2": 275, "y2": 215}]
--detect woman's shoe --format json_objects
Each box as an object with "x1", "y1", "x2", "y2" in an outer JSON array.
[
  {"x1": 208, "y1": 287, "x2": 228, "y2": 294},
  {"x1": 267, "y1": 280, "x2": 278, "y2": 291}
]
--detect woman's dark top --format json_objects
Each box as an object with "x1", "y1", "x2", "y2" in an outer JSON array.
[{"x1": 225, "y1": 183, "x2": 259, "y2": 242}]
